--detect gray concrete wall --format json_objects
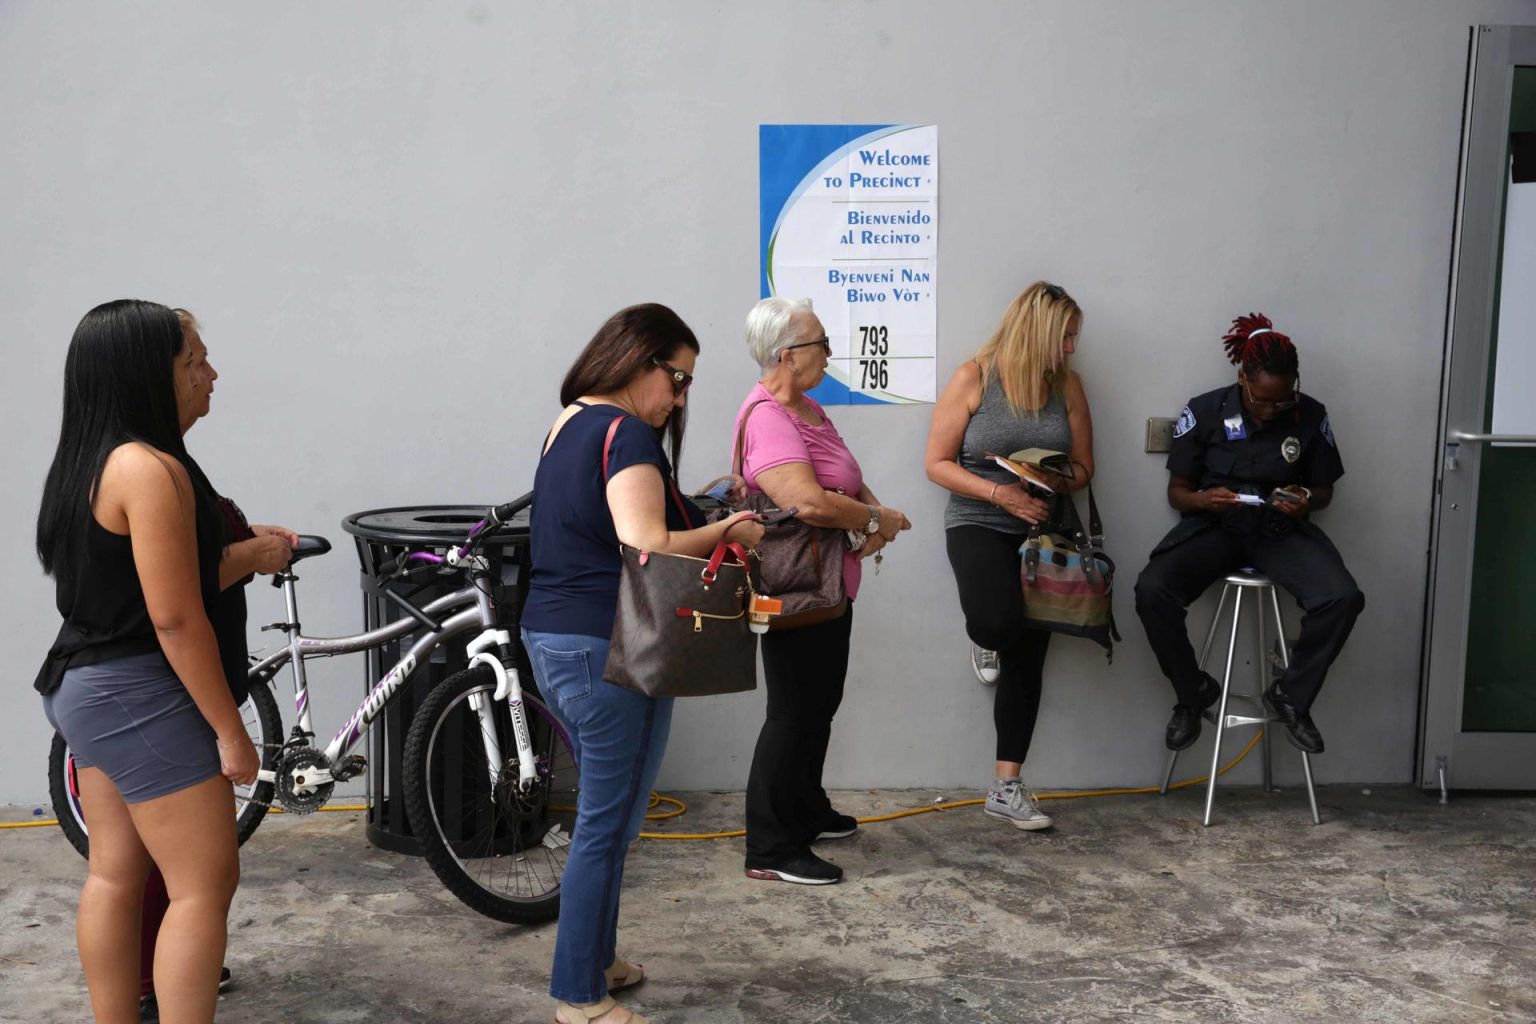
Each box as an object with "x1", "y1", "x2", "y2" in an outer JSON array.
[{"x1": 4, "y1": 1, "x2": 1535, "y2": 804}]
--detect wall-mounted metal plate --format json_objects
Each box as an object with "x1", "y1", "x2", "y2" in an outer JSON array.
[{"x1": 1146, "y1": 417, "x2": 1176, "y2": 453}]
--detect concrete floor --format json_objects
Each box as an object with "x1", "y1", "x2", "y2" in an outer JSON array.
[{"x1": 2, "y1": 786, "x2": 1533, "y2": 1024}]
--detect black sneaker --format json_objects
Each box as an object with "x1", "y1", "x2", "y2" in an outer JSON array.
[
  {"x1": 1165, "y1": 674, "x2": 1221, "y2": 751},
  {"x1": 745, "y1": 852, "x2": 843, "y2": 885},
  {"x1": 140, "y1": 967, "x2": 231, "y2": 1022},
  {"x1": 1263, "y1": 683, "x2": 1325, "y2": 754},
  {"x1": 814, "y1": 813, "x2": 858, "y2": 841}
]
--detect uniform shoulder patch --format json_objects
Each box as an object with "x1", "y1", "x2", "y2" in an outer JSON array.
[
  {"x1": 1174, "y1": 405, "x2": 1197, "y2": 438},
  {"x1": 1321, "y1": 414, "x2": 1336, "y2": 448}
]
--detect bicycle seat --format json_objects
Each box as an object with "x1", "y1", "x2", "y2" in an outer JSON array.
[{"x1": 290, "y1": 535, "x2": 332, "y2": 563}]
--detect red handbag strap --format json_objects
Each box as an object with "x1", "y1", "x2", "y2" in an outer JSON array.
[
  {"x1": 701, "y1": 541, "x2": 729, "y2": 583},
  {"x1": 602, "y1": 415, "x2": 624, "y2": 480},
  {"x1": 602, "y1": 413, "x2": 695, "y2": 526}
]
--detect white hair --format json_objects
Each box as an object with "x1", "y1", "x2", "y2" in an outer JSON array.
[{"x1": 745, "y1": 297, "x2": 814, "y2": 369}]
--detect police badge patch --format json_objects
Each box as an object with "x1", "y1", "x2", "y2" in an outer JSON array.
[
  {"x1": 1174, "y1": 405, "x2": 1196, "y2": 437},
  {"x1": 1321, "y1": 415, "x2": 1336, "y2": 448},
  {"x1": 1281, "y1": 436, "x2": 1302, "y2": 464}
]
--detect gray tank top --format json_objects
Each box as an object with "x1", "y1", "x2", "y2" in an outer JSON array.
[{"x1": 944, "y1": 367, "x2": 1073, "y2": 533}]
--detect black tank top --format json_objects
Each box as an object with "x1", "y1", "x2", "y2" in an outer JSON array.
[{"x1": 34, "y1": 454, "x2": 233, "y2": 699}]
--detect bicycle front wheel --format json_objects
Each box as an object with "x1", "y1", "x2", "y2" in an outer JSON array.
[{"x1": 401, "y1": 664, "x2": 579, "y2": 925}]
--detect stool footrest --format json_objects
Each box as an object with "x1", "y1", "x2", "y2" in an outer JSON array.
[{"x1": 1202, "y1": 694, "x2": 1273, "y2": 730}]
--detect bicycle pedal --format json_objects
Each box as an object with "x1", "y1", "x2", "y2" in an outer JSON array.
[{"x1": 329, "y1": 755, "x2": 367, "y2": 782}]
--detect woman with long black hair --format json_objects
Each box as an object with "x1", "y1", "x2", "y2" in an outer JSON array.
[{"x1": 35, "y1": 300, "x2": 289, "y2": 1023}]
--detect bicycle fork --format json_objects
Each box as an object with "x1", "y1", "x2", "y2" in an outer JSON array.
[{"x1": 465, "y1": 629, "x2": 537, "y2": 791}]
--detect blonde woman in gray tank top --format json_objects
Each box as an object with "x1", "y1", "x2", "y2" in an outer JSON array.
[{"x1": 923, "y1": 282, "x2": 1096, "y2": 831}]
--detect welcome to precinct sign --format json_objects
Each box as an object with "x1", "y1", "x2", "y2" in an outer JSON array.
[{"x1": 759, "y1": 124, "x2": 938, "y2": 405}]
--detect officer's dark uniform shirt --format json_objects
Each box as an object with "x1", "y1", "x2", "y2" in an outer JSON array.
[
  {"x1": 1171, "y1": 384, "x2": 1342, "y2": 499},
  {"x1": 1163, "y1": 384, "x2": 1344, "y2": 540}
]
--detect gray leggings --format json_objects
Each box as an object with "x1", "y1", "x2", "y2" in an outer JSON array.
[{"x1": 43, "y1": 652, "x2": 220, "y2": 803}]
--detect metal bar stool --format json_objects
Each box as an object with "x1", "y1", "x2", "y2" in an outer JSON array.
[{"x1": 1159, "y1": 569, "x2": 1320, "y2": 826}]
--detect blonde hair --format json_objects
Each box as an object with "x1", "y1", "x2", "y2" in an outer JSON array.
[{"x1": 974, "y1": 281, "x2": 1080, "y2": 415}]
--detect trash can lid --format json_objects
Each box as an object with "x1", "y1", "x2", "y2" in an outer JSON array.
[{"x1": 342, "y1": 505, "x2": 530, "y2": 545}]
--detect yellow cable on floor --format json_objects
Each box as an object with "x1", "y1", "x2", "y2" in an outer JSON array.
[
  {"x1": 637, "y1": 732, "x2": 1264, "y2": 840},
  {"x1": 4, "y1": 740, "x2": 1262, "y2": 839}
]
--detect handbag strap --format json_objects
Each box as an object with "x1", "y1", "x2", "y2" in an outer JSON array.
[
  {"x1": 602, "y1": 414, "x2": 692, "y2": 525},
  {"x1": 1044, "y1": 484, "x2": 1103, "y2": 546},
  {"x1": 1085, "y1": 484, "x2": 1103, "y2": 547},
  {"x1": 1022, "y1": 483, "x2": 1104, "y2": 583},
  {"x1": 699, "y1": 540, "x2": 755, "y2": 584},
  {"x1": 731, "y1": 399, "x2": 774, "y2": 478}
]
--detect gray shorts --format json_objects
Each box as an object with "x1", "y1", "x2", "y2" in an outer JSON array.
[{"x1": 43, "y1": 652, "x2": 221, "y2": 804}]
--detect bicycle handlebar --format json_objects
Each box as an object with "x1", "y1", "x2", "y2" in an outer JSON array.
[
  {"x1": 489, "y1": 491, "x2": 534, "y2": 529},
  {"x1": 383, "y1": 491, "x2": 535, "y2": 579}
]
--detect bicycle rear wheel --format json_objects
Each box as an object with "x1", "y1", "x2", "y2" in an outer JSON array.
[
  {"x1": 47, "y1": 680, "x2": 282, "y2": 859},
  {"x1": 401, "y1": 663, "x2": 578, "y2": 925}
]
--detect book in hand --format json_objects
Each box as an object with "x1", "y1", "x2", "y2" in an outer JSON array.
[
  {"x1": 1008, "y1": 448, "x2": 1075, "y2": 480},
  {"x1": 985, "y1": 452, "x2": 1058, "y2": 495}
]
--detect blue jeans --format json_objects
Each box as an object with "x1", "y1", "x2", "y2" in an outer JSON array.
[{"x1": 522, "y1": 628, "x2": 674, "y2": 1004}]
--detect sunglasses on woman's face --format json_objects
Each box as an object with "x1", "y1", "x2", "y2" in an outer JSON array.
[
  {"x1": 652, "y1": 357, "x2": 693, "y2": 396},
  {"x1": 779, "y1": 336, "x2": 831, "y2": 358}
]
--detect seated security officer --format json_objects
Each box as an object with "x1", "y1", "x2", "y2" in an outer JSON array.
[{"x1": 1134, "y1": 314, "x2": 1364, "y2": 755}]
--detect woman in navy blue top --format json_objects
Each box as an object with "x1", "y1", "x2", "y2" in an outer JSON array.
[{"x1": 522, "y1": 303, "x2": 763, "y2": 1024}]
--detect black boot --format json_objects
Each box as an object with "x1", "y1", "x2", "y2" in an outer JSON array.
[{"x1": 1165, "y1": 674, "x2": 1222, "y2": 751}]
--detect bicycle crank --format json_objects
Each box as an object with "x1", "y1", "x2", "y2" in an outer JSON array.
[{"x1": 272, "y1": 747, "x2": 336, "y2": 814}]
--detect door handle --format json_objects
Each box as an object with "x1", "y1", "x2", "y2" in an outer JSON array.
[
  {"x1": 1445, "y1": 431, "x2": 1536, "y2": 471},
  {"x1": 1448, "y1": 431, "x2": 1536, "y2": 443}
]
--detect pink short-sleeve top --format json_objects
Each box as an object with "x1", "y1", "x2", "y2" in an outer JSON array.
[{"x1": 732, "y1": 382, "x2": 865, "y2": 600}]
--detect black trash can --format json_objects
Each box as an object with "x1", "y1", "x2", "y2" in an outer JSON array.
[{"x1": 342, "y1": 504, "x2": 531, "y2": 855}]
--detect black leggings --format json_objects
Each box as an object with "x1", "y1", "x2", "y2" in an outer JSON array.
[
  {"x1": 744, "y1": 605, "x2": 853, "y2": 863},
  {"x1": 945, "y1": 526, "x2": 1052, "y2": 765}
]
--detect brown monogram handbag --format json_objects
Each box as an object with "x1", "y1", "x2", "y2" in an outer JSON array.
[
  {"x1": 598, "y1": 415, "x2": 761, "y2": 698},
  {"x1": 731, "y1": 400, "x2": 849, "y2": 630},
  {"x1": 603, "y1": 540, "x2": 761, "y2": 698}
]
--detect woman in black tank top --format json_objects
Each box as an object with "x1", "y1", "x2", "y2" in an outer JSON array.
[
  {"x1": 924, "y1": 282, "x2": 1098, "y2": 832},
  {"x1": 35, "y1": 301, "x2": 297, "y2": 1024}
]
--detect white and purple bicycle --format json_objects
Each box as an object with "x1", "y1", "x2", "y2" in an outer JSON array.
[{"x1": 48, "y1": 494, "x2": 579, "y2": 924}]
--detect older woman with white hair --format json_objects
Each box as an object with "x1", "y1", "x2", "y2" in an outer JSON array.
[{"x1": 734, "y1": 296, "x2": 911, "y2": 886}]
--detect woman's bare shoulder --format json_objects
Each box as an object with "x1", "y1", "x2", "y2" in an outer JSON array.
[{"x1": 102, "y1": 442, "x2": 190, "y2": 489}]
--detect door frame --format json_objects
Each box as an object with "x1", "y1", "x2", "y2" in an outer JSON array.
[{"x1": 1419, "y1": 25, "x2": 1536, "y2": 791}]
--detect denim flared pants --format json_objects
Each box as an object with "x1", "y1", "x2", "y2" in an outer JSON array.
[{"x1": 522, "y1": 628, "x2": 674, "y2": 1004}]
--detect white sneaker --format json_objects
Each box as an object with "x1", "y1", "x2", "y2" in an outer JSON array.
[
  {"x1": 984, "y1": 780, "x2": 1053, "y2": 831},
  {"x1": 971, "y1": 644, "x2": 1000, "y2": 685}
]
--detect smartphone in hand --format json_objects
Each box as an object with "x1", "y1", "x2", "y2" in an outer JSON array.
[
  {"x1": 1270, "y1": 488, "x2": 1304, "y2": 505},
  {"x1": 757, "y1": 507, "x2": 799, "y2": 527}
]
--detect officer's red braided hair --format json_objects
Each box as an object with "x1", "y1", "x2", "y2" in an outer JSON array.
[{"x1": 1222, "y1": 313, "x2": 1298, "y2": 378}]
